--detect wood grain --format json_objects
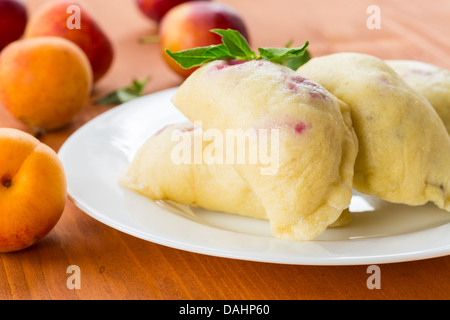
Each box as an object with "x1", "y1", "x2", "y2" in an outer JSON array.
[{"x1": 1, "y1": 0, "x2": 450, "y2": 300}]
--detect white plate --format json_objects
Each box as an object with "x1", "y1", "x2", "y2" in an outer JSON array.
[{"x1": 58, "y1": 87, "x2": 450, "y2": 265}]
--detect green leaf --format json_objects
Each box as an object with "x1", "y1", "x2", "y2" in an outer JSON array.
[
  {"x1": 116, "y1": 88, "x2": 140, "y2": 102},
  {"x1": 210, "y1": 29, "x2": 257, "y2": 60},
  {"x1": 163, "y1": 28, "x2": 310, "y2": 72},
  {"x1": 94, "y1": 91, "x2": 120, "y2": 105},
  {"x1": 258, "y1": 41, "x2": 309, "y2": 64},
  {"x1": 95, "y1": 77, "x2": 151, "y2": 105},
  {"x1": 283, "y1": 49, "x2": 311, "y2": 70},
  {"x1": 166, "y1": 44, "x2": 234, "y2": 69}
]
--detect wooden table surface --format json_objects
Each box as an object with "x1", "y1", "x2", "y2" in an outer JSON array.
[{"x1": 1, "y1": 0, "x2": 450, "y2": 300}]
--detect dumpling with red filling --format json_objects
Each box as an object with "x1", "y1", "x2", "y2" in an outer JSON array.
[
  {"x1": 120, "y1": 122, "x2": 267, "y2": 220},
  {"x1": 298, "y1": 53, "x2": 450, "y2": 212},
  {"x1": 120, "y1": 122, "x2": 353, "y2": 228},
  {"x1": 386, "y1": 60, "x2": 450, "y2": 134},
  {"x1": 172, "y1": 60, "x2": 358, "y2": 240}
]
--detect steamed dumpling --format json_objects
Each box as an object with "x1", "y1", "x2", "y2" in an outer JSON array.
[
  {"x1": 120, "y1": 122, "x2": 267, "y2": 220},
  {"x1": 172, "y1": 60, "x2": 358, "y2": 240},
  {"x1": 298, "y1": 52, "x2": 450, "y2": 212},
  {"x1": 386, "y1": 60, "x2": 450, "y2": 134},
  {"x1": 120, "y1": 122, "x2": 353, "y2": 227}
]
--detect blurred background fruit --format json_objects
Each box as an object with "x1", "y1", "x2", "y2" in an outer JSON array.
[
  {"x1": 0, "y1": 0, "x2": 28, "y2": 51},
  {"x1": 24, "y1": 1, "x2": 113, "y2": 83},
  {"x1": 0, "y1": 37, "x2": 93, "y2": 131},
  {"x1": 0, "y1": 128, "x2": 67, "y2": 253},
  {"x1": 159, "y1": 1, "x2": 250, "y2": 77},
  {"x1": 136, "y1": 0, "x2": 210, "y2": 23}
]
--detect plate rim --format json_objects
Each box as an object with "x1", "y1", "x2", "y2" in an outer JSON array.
[{"x1": 66, "y1": 193, "x2": 450, "y2": 265}]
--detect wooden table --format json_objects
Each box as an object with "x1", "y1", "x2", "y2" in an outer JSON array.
[{"x1": 1, "y1": 0, "x2": 450, "y2": 300}]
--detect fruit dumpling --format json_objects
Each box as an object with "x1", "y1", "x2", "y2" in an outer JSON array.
[
  {"x1": 385, "y1": 60, "x2": 450, "y2": 135},
  {"x1": 120, "y1": 122, "x2": 353, "y2": 228},
  {"x1": 170, "y1": 59, "x2": 358, "y2": 240},
  {"x1": 298, "y1": 52, "x2": 450, "y2": 212},
  {"x1": 120, "y1": 122, "x2": 267, "y2": 220}
]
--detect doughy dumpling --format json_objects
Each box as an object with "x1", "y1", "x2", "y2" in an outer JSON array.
[
  {"x1": 120, "y1": 122, "x2": 353, "y2": 227},
  {"x1": 386, "y1": 60, "x2": 450, "y2": 134},
  {"x1": 172, "y1": 60, "x2": 358, "y2": 240},
  {"x1": 298, "y1": 52, "x2": 450, "y2": 211},
  {"x1": 120, "y1": 122, "x2": 267, "y2": 220}
]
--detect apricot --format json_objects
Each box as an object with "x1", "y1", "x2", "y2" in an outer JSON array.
[
  {"x1": 25, "y1": 1, "x2": 113, "y2": 83},
  {"x1": 0, "y1": 0, "x2": 28, "y2": 50},
  {"x1": 0, "y1": 128, "x2": 67, "y2": 252},
  {"x1": 0, "y1": 37, "x2": 92, "y2": 131},
  {"x1": 136, "y1": 0, "x2": 209, "y2": 23},
  {"x1": 159, "y1": 1, "x2": 250, "y2": 77}
]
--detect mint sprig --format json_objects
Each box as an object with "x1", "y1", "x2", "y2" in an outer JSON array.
[
  {"x1": 211, "y1": 29, "x2": 257, "y2": 60},
  {"x1": 258, "y1": 43, "x2": 309, "y2": 64},
  {"x1": 165, "y1": 29, "x2": 310, "y2": 71},
  {"x1": 165, "y1": 44, "x2": 234, "y2": 69},
  {"x1": 281, "y1": 39, "x2": 312, "y2": 70},
  {"x1": 283, "y1": 49, "x2": 311, "y2": 71},
  {"x1": 95, "y1": 77, "x2": 150, "y2": 105}
]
